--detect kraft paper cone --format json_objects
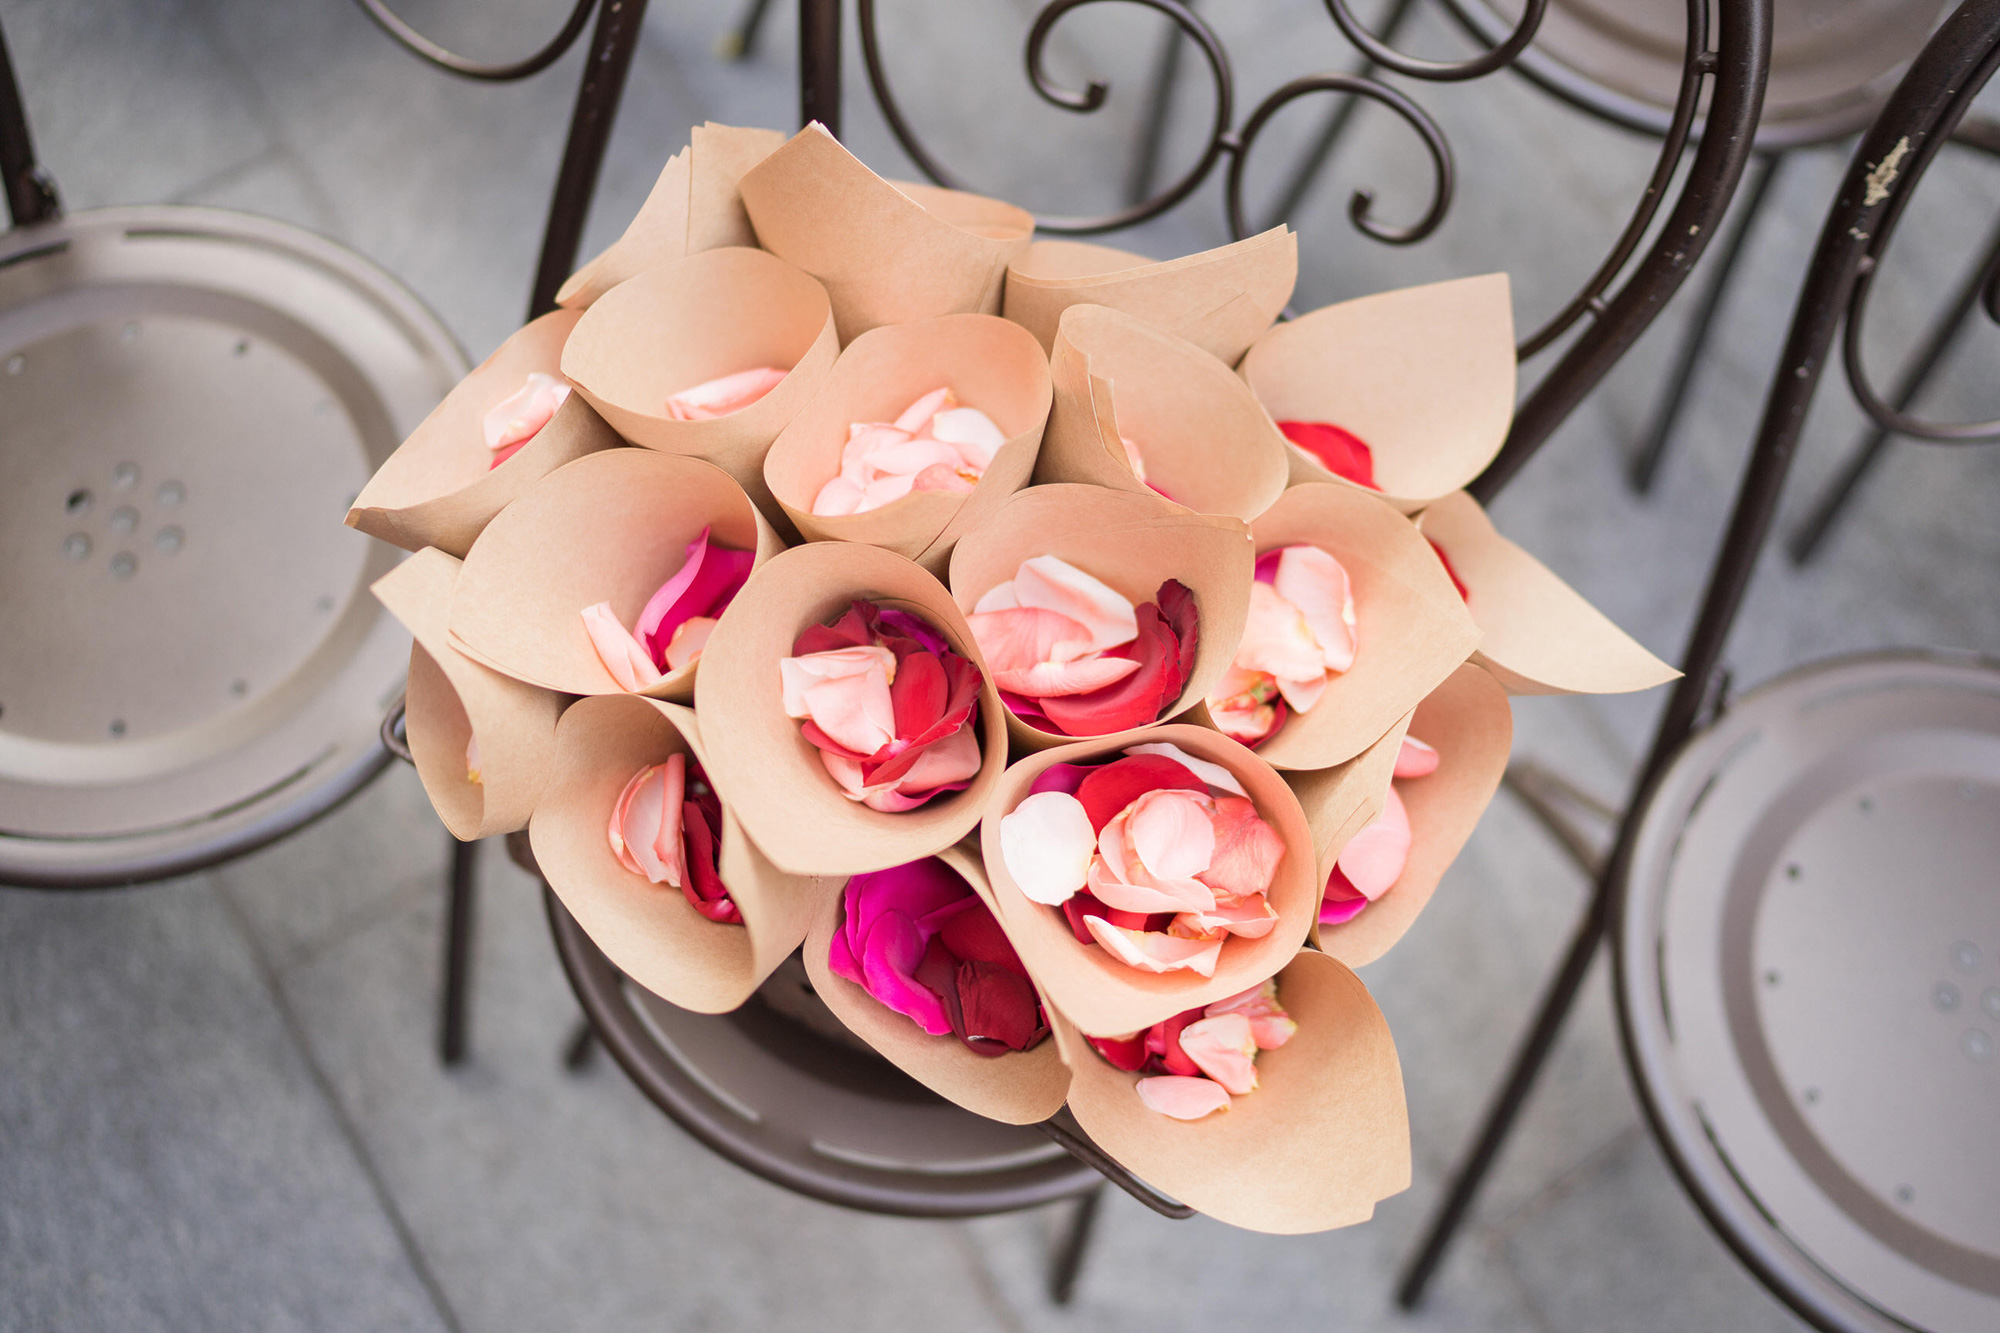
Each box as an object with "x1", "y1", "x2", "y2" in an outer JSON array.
[
  {"x1": 737, "y1": 123, "x2": 1034, "y2": 342},
  {"x1": 762, "y1": 313, "x2": 1052, "y2": 575},
  {"x1": 801, "y1": 843, "x2": 1071, "y2": 1124},
  {"x1": 979, "y1": 725, "x2": 1317, "y2": 1037},
  {"x1": 693, "y1": 541, "x2": 1009, "y2": 878},
  {"x1": 1282, "y1": 714, "x2": 1409, "y2": 894},
  {"x1": 1239, "y1": 274, "x2": 1516, "y2": 513},
  {"x1": 1050, "y1": 947, "x2": 1409, "y2": 1234},
  {"x1": 1417, "y1": 491, "x2": 1678, "y2": 696},
  {"x1": 372, "y1": 548, "x2": 563, "y2": 840},
  {"x1": 1003, "y1": 228, "x2": 1297, "y2": 367},
  {"x1": 1312, "y1": 662, "x2": 1512, "y2": 965},
  {"x1": 561, "y1": 245, "x2": 839, "y2": 519},
  {"x1": 1037, "y1": 304, "x2": 1289, "y2": 523},
  {"x1": 1225, "y1": 482, "x2": 1481, "y2": 770},
  {"x1": 529, "y1": 695, "x2": 823, "y2": 1013},
  {"x1": 446, "y1": 449, "x2": 782, "y2": 701},
  {"x1": 346, "y1": 310, "x2": 621, "y2": 557},
  {"x1": 557, "y1": 124, "x2": 788, "y2": 309},
  {"x1": 946, "y1": 483, "x2": 1253, "y2": 750}
]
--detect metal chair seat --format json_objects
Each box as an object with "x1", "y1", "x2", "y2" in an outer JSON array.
[
  {"x1": 0, "y1": 206, "x2": 464, "y2": 887},
  {"x1": 1616, "y1": 651, "x2": 2000, "y2": 1333}
]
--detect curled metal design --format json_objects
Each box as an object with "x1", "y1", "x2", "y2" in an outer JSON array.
[
  {"x1": 350, "y1": 0, "x2": 597, "y2": 82},
  {"x1": 381, "y1": 698, "x2": 413, "y2": 765},
  {"x1": 1224, "y1": 75, "x2": 1452, "y2": 246},
  {"x1": 1320, "y1": 0, "x2": 1548, "y2": 82}
]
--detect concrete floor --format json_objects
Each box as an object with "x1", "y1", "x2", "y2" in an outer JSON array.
[{"x1": 2, "y1": 1, "x2": 1997, "y2": 1329}]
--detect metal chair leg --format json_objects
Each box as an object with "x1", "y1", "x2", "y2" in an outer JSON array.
[
  {"x1": 563, "y1": 1016, "x2": 598, "y2": 1071},
  {"x1": 716, "y1": 0, "x2": 777, "y2": 61},
  {"x1": 1629, "y1": 152, "x2": 1786, "y2": 495},
  {"x1": 1787, "y1": 211, "x2": 2000, "y2": 563},
  {"x1": 440, "y1": 835, "x2": 480, "y2": 1066},
  {"x1": 1048, "y1": 1184, "x2": 1105, "y2": 1306}
]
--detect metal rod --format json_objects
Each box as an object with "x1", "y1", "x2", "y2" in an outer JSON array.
[
  {"x1": 1125, "y1": 1, "x2": 1194, "y2": 206},
  {"x1": 1787, "y1": 210, "x2": 2000, "y2": 562},
  {"x1": 800, "y1": 0, "x2": 843, "y2": 136},
  {"x1": 526, "y1": 0, "x2": 651, "y2": 319},
  {"x1": 440, "y1": 836, "x2": 481, "y2": 1066},
  {"x1": 1035, "y1": 1117, "x2": 1195, "y2": 1218},
  {"x1": 1048, "y1": 1184, "x2": 1105, "y2": 1305},
  {"x1": 718, "y1": 0, "x2": 777, "y2": 61},
  {"x1": 563, "y1": 1017, "x2": 598, "y2": 1070},
  {"x1": 1629, "y1": 152, "x2": 1785, "y2": 495},
  {"x1": 1501, "y1": 763, "x2": 1611, "y2": 880},
  {"x1": 0, "y1": 17, "x2": 58, "y2": 228}
]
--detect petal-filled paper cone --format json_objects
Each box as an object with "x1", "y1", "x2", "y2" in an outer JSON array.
[
  {"x1": 694, "y1": 541, "x2": 1008, "y2": 877},
  {"x1": 1002, "y1": 228, "x2": 1297, "y2": 367},
  {"x1": 979, "y1": 725, "x2": 1317, "y2": 1036},
  {"x1": 1224, "y1": 483, "x2": 1480, "y2": 770},
  {"x1": 801, "y1": 843, "x2": 1070, "y2": 1124},
  {"x1": 1239, "y1": 274, "x2": 1515, "y2": 512},
  {"x1": 557, "y1": 123, "x2": 787, "y2": 309},
  {"x1": 737, "y1": 123, "x2": 1035, "y2": 342},
  {"x1": 561, "y1": 246, "x2": 839, "y2": 519},
  {"x1": 1417, "y1": 491, "x2": 1679, "y2": 696},
  {"x1": 762, "y1": 313, "x2": 1052, "y2": 574},
  {"x1": 1282, "y1": 714, "x2": 1408, "y2": 893},
  {"x1": 530, "y1": 695, "x2": 822, "y2": 1013},
  {"x1": 1312, "y1": 662, "x2": 1512, "y2": 965},
  {"x1": 1037, "y1": 304, "x2": 1289, "y2": 522},
  {"x1": 447, "y1": 449, "x2": 781, "y2": 700},
  {"x1": 947, "y1": 483, "x2": 1253, "y2": 749},
  {"x1": 1051, "y1": 947, "x2": 1409, "y2": 1233},
  {"x1": 346, "y1": 310, "x2": 620, "y2": 556},
  {"x1": 372, "y1": 548, "x2": 563, "y2": 840}
]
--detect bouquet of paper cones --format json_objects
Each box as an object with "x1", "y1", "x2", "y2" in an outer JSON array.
[{"x1": 347, "y1": 121, "x2": 1677, "y2": 1236}]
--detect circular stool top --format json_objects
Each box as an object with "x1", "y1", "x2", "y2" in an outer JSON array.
[
  {"x1": 1619, "y1": 651, "x2": 2000, "y2": 1333},
  {"x1": 1465, "y1": 0, "x2": 1947, "y2": 147},
  {"x1": 0, "y1": 207, "x2": 465, "y2": 886}
]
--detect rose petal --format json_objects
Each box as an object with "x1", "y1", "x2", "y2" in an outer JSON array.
[
  {"x1": 1198, "y1": 796, "x2": 1284, "y2": 898},
  {"x1": 1171, "y1": 894, "x2": 1278, "y2": 940},
  {"x1": 1235, "y1": 580, "x2": 1329, "y2": 685},
  {"x1": 793, "y1": 664, "x2": 898, "y2": 756},
  {"x1": 929, "y1": 406, "x2": 1004, "y2": 469},
  {"x1": 465, "y1": 733, "x2": 482, "y2": 785},
  {"x1": 894, "y1": 387, "x2": 953, "y2": 434},
  {"x1": 1206, "y1": 978, "x2": 1297, "y2": 1050},
  {"x1": 1086, "y1": 854, "x2": 1216, "y2": 915},
  {"x1": 1074, "y1": 755, "x2": 1207, "y2": 833},
  {"x1": 1134, "y1": 1075, "x2": 1232, "y2": 1119},
  {"x1": 996, "y1": 656, "x2": 1142, "y2": 698},
  {"x1": 637, "y1": 529, "x2": 754, "y2": 660},
  {"x1": 812, "y1": 474, "x2": 867, "y2": 517},
  {"x1": 968, "y1": 605, "x2": 1095, "y2": 677},
  {"x1": 1088, "y1": 1032, "x2": 1151, "y2": 1072},
  {"x1": 1126, "y1": 788, "x2": 1217, "y2": 880},
  {"x1": 663, "y1": 616, "x2": 717, "y2": 672},
  {"x1": 1009, "y1": 556, "x2": 1138, "y2": 656},
  {"x1": 912, "y1": 463, "x2": 977, "y2": 494},
  {"x1": 582, "y1": 602, "x2": 664, "y2": 692},
  {"x1": 1178, "y1": 1012, "x2": 1259, "y2": 1094},
  {"x1": 858, "y1": 910, "x2": 952, "y2": 1035},
  {"x1": 1083, "y1": 917, "x2": 1223, "y2": 976},
  {"x1": 1395, "y1": 736, "x2": 1440, "y2": 779},
  {"x1": 999, "y1": 791, "x2": 1096, "y2": 905},
  {"x1": 483, "y1": 372, "x2": 570, "y2": 452},
  {"x1": 1119, "y1": 434, "x2": 1148, "y2": 484},
  {"x1": 780, "y1": 645, "x2": 896, "y2": 729},
  {"x1": 956, "y1": 961, "x2": 1043, "y2": 1050},
  {"x1": 608, "y1": 756, "x2": 685, "y2": 888},
  {"x1": 1039, "y1": 602, "x2": 1182, "y2": 737},
  {"x1": 1277, "y1": 420, "x2": 1375, "y2": 489},
  {"x1": 664, "y1": 366, "x2": 788, "y2": 421},
  {"x1": 1274, "y1": 544, "x2": 1357, "y2": 674},
  {"x1": 1121, "y1": 743, "x2": 1246, "y2": 798},
  {"x1": 1337, "y1": 785, "x2": 1412, "y2": 900}
]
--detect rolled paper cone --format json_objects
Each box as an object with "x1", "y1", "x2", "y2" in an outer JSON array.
[
  {"x1": 371, "y1": 548, "x2": 563, "y2": 840},
  {"x1": 1037, "y1": 304, "x2": 1289, "y2": 523},
  {"x1": 946, "y1": 483, "x2": 1253, "y2": 750},
  {"x1": 979, "y1": 724, "x2": 1317, "y2": 1037},
  {"x1": 737, "y1": 123, "x2": 1035, "y2": 342},
  {"x1": 1417, "y1": 491, "x2": 1679, "y2": 696},
  {"x1": 1311, "y1": 663, "x2": 1512, "y2": 964},
  {"x1": 1221, "y1": 482, "x2": 1480, "y2": 770},
  {"x1": 800, "y1": 843, "x2": 1071, "y2": 1124},
  {"x1": 446, "y1": 449, "x2": 782, "y2": 701},
  {"x1": 530, "y1": 696, "x2": 823, "y2": 1013},
  {"x1": 693, "y1": 541, "x2": 1009, "y2": 878},
  {"x1": 1239, "y1": 273, "x2": 1516, "y2": 513},
  {"x1": 557, "y1": 123, "x2": 788, "y2": 309},
  {"x1": 1049, "y1": 947, "x2": 1409, "y2": 1234},
  {"x1": 560, "y1": 246, "x2": 839, "y2": 521},
  {"x1": 762, "y1": 313, "x2": 1052, "y2": 575},
  {"x1": 1002, "y1": 228, "x2": 1297, "y2": 367},
  {"x1": 1282, "y1": 712, "x2": 1409, "y2": 891},
  {"x1": 346, "y1": 310, "x2": 621, "y2": 557}
]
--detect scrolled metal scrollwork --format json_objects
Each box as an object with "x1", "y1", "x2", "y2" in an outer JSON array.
[
  {"x1": 349, "y1": 0, "x2": 598, "y2": 82},
  {"x1": 1319, "y1": 0, "x2": 1548, "y2": 82}
]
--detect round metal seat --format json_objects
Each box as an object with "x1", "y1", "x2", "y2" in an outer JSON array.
[
  {"x1": 1617, "y1": 651, "x2": 2000, "y2": 1332},
  {"x1": 0, "y1": 206, "x2": 464, "y2": 887}
]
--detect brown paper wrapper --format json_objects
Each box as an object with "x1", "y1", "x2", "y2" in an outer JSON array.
[
  {"x1": 1311, "y1": 662, "x2": 1512, "y2": 964},
  {"x1": 737, "y1": 123, "x2": 1035, "y2": 342},
  {"x1": 946, "y1": 483, "x2": 1253, "y2": 750},
  {"x1": 1050, "y1": 947, "x2": 1408, "y2": 1233},
  {"x1": 1002, "y1": 228, "x2": 1297, "y2": 368},
  {"x1": 1417, "y1": 491, "x2": 1679, "y2": 696},
  {"x1": 978, "y1": 724, "x2": 1316, "y2": 1037},
  {"x1": 560, "y1": 245, "x2": 840, "y2": 520},
  {"x1": 1215, "y1": 482, "x2": 1480, "y2": 771},
  {"x1": 692, "y1": 541, "x2": 1009, "y2": 877},
  {"x1": 371, "y1": 548, "x2": 564, "y2": 840},
  {"x1": 800, "y1": 842, "x2": 1071, "y2": 1124},
  {"x1": 446, "y1": 449, "x2": 782, "y2": 701},
  {"x1": 1239, "y1": 274, "x2": 1516, "y2": 513},
  {"x1": 530, "y1": 695, "x2": 824, "y2": 1013},
  {"x1": 1281, "y1": 715, "x2": 1408, "y2": 900},
  {"x1": 1037, "y1": 304, "x2": 1289, "y2": 522},
  {"x1": 346, "y1": 310, "x2": 621, "y2": 556},
  {"x1": 761, "y1": 313, "x2": 1052, "y2": 575}
]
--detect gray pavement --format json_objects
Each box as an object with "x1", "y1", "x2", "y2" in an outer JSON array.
[{"x1": 3, "y1": 0, "x2": 1997, "y2": 1329}]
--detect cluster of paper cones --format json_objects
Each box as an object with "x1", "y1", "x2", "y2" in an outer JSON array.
[{"x1": 346, "y1": 121, "x2": 1676, "y2": 1236}]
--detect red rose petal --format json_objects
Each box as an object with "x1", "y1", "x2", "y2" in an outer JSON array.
[
  {"x1": 938, "y1": 900, "x2": 1029, "y2": 977},
  {"x1": 1429, "y1": 538, "x2": 1470, "y2": 601},
  {"x1": 1040, "y1": 602, "x2": 1180, "y2": 737},
  {"x1": 1088, "y1": 1032, "x2": 1151, "y2": 1072},
  {"x1": 957, "y1": 961, "x2": 1044, "y2": 1052},
  {"x1": 1278, "y1": 420, "x2": 1376, "y2": 489},
  {"x1": 1074, "y1": 754, "x2": 1206, "y2": 832}
]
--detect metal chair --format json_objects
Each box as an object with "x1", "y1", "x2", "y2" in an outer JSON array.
[{"x1": 1397, "y1": 2, "x2": 2000, "y2": 1319}]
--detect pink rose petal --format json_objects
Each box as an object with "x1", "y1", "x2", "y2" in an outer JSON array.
[
  {"x1": 1337, "y1": 786, "x2": 1411, "y2": 900},
  {"x1": 1395, "y1": 736, "x2": 1440, "y2": 779},
  {"x1": 483, "y1": 372, "x2": 570, "y2": 452},
  {"x1": 1274, "y1": 544, "x2": 1357, "y2": 673},
  {"x1": 1125, "y1": 788, "x2": 1216, "y2": 881},
  {"x1": 893, "y1": 387, "x2": 953, "y2": 433},
  {"x1": 608, "y1": 755, "x2": 686, "y2": 888},
  {"x1": 1234, "y1": 582, "x2": 1328, "y2": 685},
  {"x1": 663, "y1": 616, "x2": 717, "y2": 672},
  {"x1": 998, "y1": 791, "x2": 1096, "y2": 905},
  {"x1": 1010, "y1": 556, "x2": 1139, "y2": 656},
  {"x1": 1178, "y1": 1012, "x2": 1259, "y2": 1094},
  {"x1": 663, "y1": 366, "x2": 787, "y2": 421},
  {"x1": 582, "y1": 602, "x2": 664, "y2": 692},
  {"x1": 1083, "y1": 917, "x2": 1222, "y2": 976},
  {"x1": 1135, "y1": 1075, "x2": 1232, "y2": 1119},
  {"x1": 1205, "y1": 978, "x2": 1297, "y2": 1049}
]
